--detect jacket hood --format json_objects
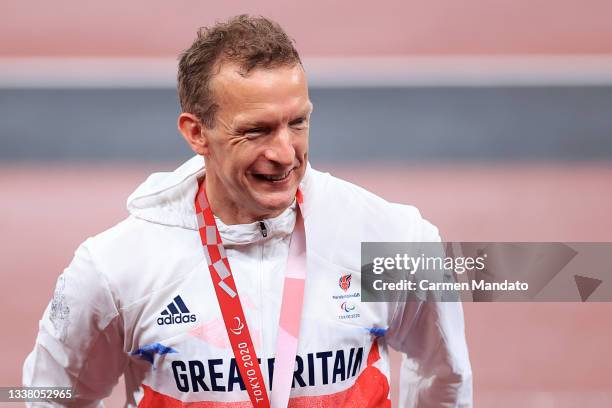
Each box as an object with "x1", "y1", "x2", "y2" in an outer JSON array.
[{"x1": 127, "y1": 155, "x2": 312, "y2": 231}]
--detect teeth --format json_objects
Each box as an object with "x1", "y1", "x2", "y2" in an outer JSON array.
[{"x1": 261, "y1": 171, "x2": 290, "y2": 181}]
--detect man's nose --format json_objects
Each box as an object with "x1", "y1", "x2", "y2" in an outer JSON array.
[{"x1": 264, "y1": 127, "x2": 295, "y2": 166}]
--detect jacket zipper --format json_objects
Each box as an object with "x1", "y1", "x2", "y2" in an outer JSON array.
[
  {"x1": 259, "y1": 229, "x2": 265, "y2": 356},
  {"x1": 258, "y1": 221, "x2": 268, "y2": 237}
]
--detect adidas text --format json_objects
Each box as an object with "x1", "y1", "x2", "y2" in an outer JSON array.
[{"x1": 157, "y1": 314, "x2": 196, "y2": 325}]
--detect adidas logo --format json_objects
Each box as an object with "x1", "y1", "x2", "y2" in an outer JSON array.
[{"x1": 157, "y1": 295, "x2": 196, "y2": 326}]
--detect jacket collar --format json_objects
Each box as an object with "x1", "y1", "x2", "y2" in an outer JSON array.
[
  {"x1": 127, "y1": 155, "x2": 312, "y2": 232},
  {"x1": 214, "y1": 200, "x2": 297, "y2": 245}
]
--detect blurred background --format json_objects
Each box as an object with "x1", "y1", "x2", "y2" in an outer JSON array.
[{"x1": 1, "y1": 0, "x2": 612, "y2": 406}]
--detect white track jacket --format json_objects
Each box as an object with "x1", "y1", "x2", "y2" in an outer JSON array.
[{"x1": 24, "y1": 155, "x2": 472, "y2": 407}]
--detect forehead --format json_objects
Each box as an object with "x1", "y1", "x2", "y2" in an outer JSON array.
[{"x1": 211, "y1": 63, "x2": 311, "y2": 124}]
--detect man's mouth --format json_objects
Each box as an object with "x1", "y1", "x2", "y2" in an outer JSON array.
[{"x1": 253, "y1": 169, "x2": 293, "y2": 182}]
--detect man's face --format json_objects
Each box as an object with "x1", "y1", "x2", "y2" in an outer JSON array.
[{"x1": 203, "y1": 63, "x2": 311, "y2": 222}]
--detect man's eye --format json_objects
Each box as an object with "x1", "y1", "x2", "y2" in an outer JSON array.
[
  {"x1": 244, "y1": 128, "x2": 267, "y2": 137},
  {"x1": 290, "y1": 118, "x2": 307, "y2": 128}
]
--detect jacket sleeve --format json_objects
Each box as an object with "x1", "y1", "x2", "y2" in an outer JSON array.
[
  {"x1": 23, "y1": 240, "x2": 127, "y2": 407},
  {"x1": 385, "y1": 217, "x2": 473, "y2": 408},
  {"x1": 387, "y1": 300, "x2": 472, "y2": 407}
]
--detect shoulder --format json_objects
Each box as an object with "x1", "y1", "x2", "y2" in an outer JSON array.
[
  {"x1": 304, "y1": 167, "x2": 440, "y2": 268},
  {"x1": 79, "y1": 215, "x2": 202, "y2": 309}
]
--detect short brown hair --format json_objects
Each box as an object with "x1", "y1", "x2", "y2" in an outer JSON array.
[{"x1": 177, "y1": 15, "x2": 302, "y2": 128}]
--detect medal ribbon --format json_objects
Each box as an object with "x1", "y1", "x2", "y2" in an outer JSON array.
[{"x1": 195, "y1": 180, "x2": 306, "y2": 408}]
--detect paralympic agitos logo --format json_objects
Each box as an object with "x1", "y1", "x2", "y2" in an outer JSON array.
[{"x1": 340, "y1": 302, "x2": 356, "y2": 313}]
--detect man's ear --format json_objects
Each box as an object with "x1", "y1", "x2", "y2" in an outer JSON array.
[{"x1": 178, "y1": 113, "x2": 209, "y2": 155}]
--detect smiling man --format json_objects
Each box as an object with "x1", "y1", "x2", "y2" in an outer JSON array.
[
  {"x1": 24, "y1": 15, "x2": 472, "y2": 407},
  {"x1": 178, "y1": 60, "x2": 311, "y2": 224}
]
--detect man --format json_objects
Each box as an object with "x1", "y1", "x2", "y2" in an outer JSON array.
[{"x1": 24, "y1": 15, "x2": 471, "y2": 407}]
